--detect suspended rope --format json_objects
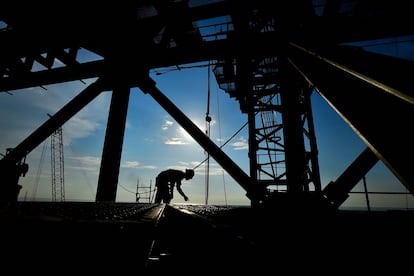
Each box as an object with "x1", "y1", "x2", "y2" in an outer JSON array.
[
  {"x1": 205, "y1": 62, "x2": 212, "y2": 205},
  {"x1": 215, "y1": 75, "x2": 228, "y2": 206},
  {"x1": 192, "y1": 120, "x2": 248, "y2": 170},
  {"x1": 31, "y1": 138, "x2": 48, "y2": 200},
  {"x1": 118, "y1": 182, "x2": 137, "y2": 194}
]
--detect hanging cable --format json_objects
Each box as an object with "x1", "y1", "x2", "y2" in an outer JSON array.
[
  {"x1": 192, "y1": 121, "x2": 248, "y2": 170},
  {"x1": 31, "y1": 138, "x2": 48, "y2": 200},
  {"x1": 215, "y1": 76, "x2": 227, "y2": 206},
  {"x1": 204, "y1": 62, "x2": 212, "y2": 205}
]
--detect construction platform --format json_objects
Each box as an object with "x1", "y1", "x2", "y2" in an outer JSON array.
[{"x1": 1, "y1": 202, "x2": 413, "y2": 274}]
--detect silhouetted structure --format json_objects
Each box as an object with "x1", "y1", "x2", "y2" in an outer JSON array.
[
  {"x1": 1, "y1": 0, "x2": 413, "y2": 210},
  {"x1": 50, "y1": 125, "x2": 65, "y2": 202},
  {"x1": 154, "y1": 169, "x2": 194, "y2": 203}
]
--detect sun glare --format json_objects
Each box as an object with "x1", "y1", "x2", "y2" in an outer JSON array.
[
  {"x1": 179, "y1": 126, "x2": 195, "y2": 142},
  {"x1": 178, "y1": 118, "x2": 205, "y2": 143}
]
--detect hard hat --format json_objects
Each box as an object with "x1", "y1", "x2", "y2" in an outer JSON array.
[{"x1": 185, "y1": 169, "x2": 195, "y2": 179}]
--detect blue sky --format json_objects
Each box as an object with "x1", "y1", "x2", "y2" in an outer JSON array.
[{"x1": 1, "y1": 36, "x2": 413, "y2": 210}]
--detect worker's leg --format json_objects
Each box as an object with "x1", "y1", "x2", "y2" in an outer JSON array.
[
  {"x1": 164, "y1": 193, "x2": 171, "y2": 204},
  {"x1": 154, "y1": 188, "x2": 162, "y2": 203},
  {"x1": 155, "y1": 182, "x2": 168, "y2": 203}
]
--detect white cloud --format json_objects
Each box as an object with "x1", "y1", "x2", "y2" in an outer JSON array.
[
  {"x1": 65, "y1": 155, "x2": 101, "y2": 175},
  {"x1": 178, "y1": 161, "x2": 192, "y2": 167},
  {"x1": 0, "y1": 79, "x2": 109, "y2": 152},
  {"x1": 139, "y1": 165, "x2": 157, "y2": 169},
  {"x1": 68, "y1": 155, "x2": 101, "y2": 165},
  {"x1": 205, "y1": 167, "x2": 226, "y2": 176},
  {"x1": 231, "y1": 136, "x2": 248, "y2": 150},
  {"x1": 121, "y1": 161, "x2": 140, "y2": 168},
  {"x1": 63, "y1": 117, "x2": 101, "y2": 145},
  {"x1": 119, "y1": 160, "x2": 157, "y2": 170},
  {"x1": 164, "y1": 137, "x2": 188, "y2": 145},
  {"x1": 189, "y1": 161, "x2": 200, "y2": 168},
  {"x1": 66, "y1": 165, "x2": 97, "y2": 172},
  {"x1": 162, "y1": 119, "x2": 174, "y2": 130}
]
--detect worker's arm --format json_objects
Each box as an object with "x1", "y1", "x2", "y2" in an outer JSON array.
[{"x1": 176, "y1": 182, "x2": 189, "y2": 201}]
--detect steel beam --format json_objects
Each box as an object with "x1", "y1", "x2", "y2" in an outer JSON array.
[
  {"x1": 0, "y1": 79, "x2": 104, "y2": 202},
  {"x1": 1, "y1": 79, "x2": 104, "y2": 165},
  {"x1": 287, "y1": 42, "x2": 414, "y2": 193},
  {"x1": 0, "y1": 60, "x2": 105, "y2": 92},
  {"x1": 279, "y1": 60, "x2": 308, "y2": 194},
  {"x1": 0, "y1": 34, "x2": 282, "y2": 93},
  {"x1": 96, "y1": 85, "x2": 131, "y2": 202},
  {"x1": 136, "y1": 76, "x2": 265, "y2": 203},
  {"x1": 323, "y1": 147, "x2": 379, "y2": 208}
]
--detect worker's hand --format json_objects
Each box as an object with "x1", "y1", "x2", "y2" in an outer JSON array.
[{"x1": 184, "y1": 196, "x2": 189, "y2": 201}]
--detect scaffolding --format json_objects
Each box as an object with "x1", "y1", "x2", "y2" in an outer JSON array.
[
  {"x1": 50, "y1": 126, "x2": 65, "y2": 202},
  {"x1": 136, "y1": 179, "x2": 153, "y2": 203}
]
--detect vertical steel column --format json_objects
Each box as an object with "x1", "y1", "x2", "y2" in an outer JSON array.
[
  {"x1": 280, "y1": 60, "x2": 307, "y2": 194},
  {"x1": 247, "y1": 110, "x2": 257, "y2": 189},
  {"x1": 237, "y1": 58, "x2": 260, "y2": 204},
  {"x1": 95, "y1": 85, "x2": 131, "y2": 202},
  {"x1": 304, "y1": 89, "x2": 322, "y2": 193}
]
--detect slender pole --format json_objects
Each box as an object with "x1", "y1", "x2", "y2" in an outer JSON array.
[
  {"x1": 205, "y1": 64, "x2": 211, "y2": 205},
  {"x1": 362, "y1": 175, "x2": 371, "y2": 212}
]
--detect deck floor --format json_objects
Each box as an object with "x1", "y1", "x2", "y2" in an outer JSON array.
[{"x1": 1, "y1": 202, "x2": 413, "y2": 274}]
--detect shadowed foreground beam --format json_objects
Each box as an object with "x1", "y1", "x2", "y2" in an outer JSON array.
[
  {"x1": 96, "y1": 85, "x2": 131, "y2": 202},
  {"x1": 323, "y1": 147, "x2": 379, "y2": 208},
  {"x1": 287, "y1": 42, "x2": 414, "y2": 193}
]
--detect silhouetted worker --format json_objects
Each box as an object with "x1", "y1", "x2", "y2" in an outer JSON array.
[{"x1": 154, "y1": 168, "x2": 194, "y2": 204}]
